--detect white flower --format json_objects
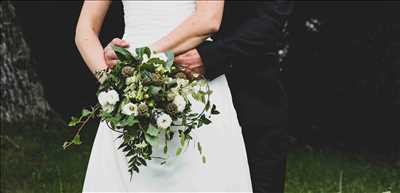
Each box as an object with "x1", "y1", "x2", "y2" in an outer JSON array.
[
  {"x1": 98, "y1": 91, "x2": 110, "y2": 107},
  {"x1": 177, "y1": 78, "x2": 189, "y2": 88},
  {"x1": 121, "y1": 103, "x2": 138, "y2": 116},
  {"x1": 156, "y1": 113, "x2": 172, "y2": 129},
  {"x1": 154, "y1": 52, "x2": 168, "y2": 62},
  {"x1": 173, "y1": 95, "x2": 186, "y2": 112},
  {"x1": 107, "y1": 90, "x2": 120, "y2": 105},
  {"x1": 102, "y1": 104, "x2": 115, "y2": 113},
  {"x1": 97, "y1": 90, "x2": 120, "y2": 112}
]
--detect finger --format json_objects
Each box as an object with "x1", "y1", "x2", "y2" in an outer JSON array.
[
  {"x1": 174, "y1": 61, "x2": 190, "y2": 68},
  {"x1": 111, "y1": 38, "x2": 123, "y2": 45},
  {"x1": 111, "y1": 38, "x2": 130, "y2": 48},
  {"x1": 187, "y1": 62, "x2": 201, "y2": 68},
  {"x1": 105, "y1": 49, "x2": 118, "y2": 61},
  {"x1": 174, "y1": 55, "x2": 186, "y2": 64},
  {"x1": 118, "y1": 40, "x2": 130, "y2": 48},
  {"x1": 108, "y1": 60, "x2": 118, "y2": 67}
]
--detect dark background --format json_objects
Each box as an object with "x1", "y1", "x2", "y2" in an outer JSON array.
[{"x1": 12, "y1": 1, "x2": 400, "y2": 155}]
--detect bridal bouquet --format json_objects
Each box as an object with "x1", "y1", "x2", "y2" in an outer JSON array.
[{"x1": 63, "y1": 46, "x2": 219, "y2": 178}]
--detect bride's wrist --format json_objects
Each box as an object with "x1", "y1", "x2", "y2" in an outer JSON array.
[{"x1": 94, "y1": 66, "x2": 108, "y2": 84}]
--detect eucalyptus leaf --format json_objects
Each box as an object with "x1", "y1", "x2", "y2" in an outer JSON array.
[
  {"x1": 146, "y1": 124, "x2": 159, "y2": 137},
  {"x1": 149, "y1": 86, "x2": 162, "y2": 96},
  {"x1": 145, "y1": 133, "x2": 158, "y2": 146},
  {"x1": 165, "y1": 50, "x2": 174, "y2": 69}
]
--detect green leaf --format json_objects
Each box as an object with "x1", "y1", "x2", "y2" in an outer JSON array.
[
  {"x1": 200, "y1": 114, "x2": 211, "y2": 125},
  {"x1": 131, "y1": 164, "x2": 139, "y2": 173},
  {"x1": 135, "y1": 141, "x2": 148, "y2": 149},
  {"x1": 111, "y1": 45, "x2": 135, "y2": 63},
  {"x1": 145, "y1": 133, "x2": 158, "y2": 146},
  {"x1": 149, "y1": 86, "x2": 162, "y2": 96},
  {"x1": 180, "y1": 134, "x2": 186, "y2": 147},
  {"x1": 205, "y1": 101, "x2": 210, "y2": 111},
  {"x1": 141, "y1": 62, "x2": 156, "y2": 72},
  {"x1": 146, "y1": 124, "x2": 159, "y2": 137},
  {"x1": 176, "y1": 147, "x2": 182, "y2": 156},
  {"x1": 211, "y1": 104, "x2": 220, "y2": 115},
  {"x1": 120, "y1": 116, "x2": 139, "y2": 127},
  {"x1": 68, "y1": 116, "x2": 80, "y2": 126},
  {"x1": 165, "y1": 50, "x2": 174, "y2": 70},
  {"x1": 137, "y1": 157, "x2": 147, "y2": 166},
  {"x1": 82, "y1": 109, "x2": 91, "y2": 117},
  {"x1": 71, "y1": 134, "x2": 82, "y2": 145},
  {"x1": 136, "y1": 47, "x2": 152, "y2": 59},
  {"x1": 191, "y1": 92, "x2": 201, "y2": 102},
  {"x1": 202, "y1": 155, "x2": 207, "y2": 163},
  {"x1": 197, "y1": 142, "x2": 202, "y2": 155},
  {"x1": 163, "y1": 144, "x2": 168, "y2": 154}
]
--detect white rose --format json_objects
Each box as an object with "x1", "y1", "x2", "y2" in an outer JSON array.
[
  {"x1": 121, "y1": 103, "x2": 138, "y2": 116},
  {"x1": 98, "y1": 90, "x2": 120, "y2": 112},
  {"x1": 173, "y1": 95, "x2": 186, "y2": 112},
  {"x1": 154, "y1": 52, "x2": 168, "y2": 62},
  {"x1": 156, "y1": 113, "x2": 172, "y2": 129},
  {"x1": 107, "y1": 90, "x2": 120, "y2": 105},
  {"x1": 98, "y1": 91, "x2": 109, "y2": 107},
  {"x1": 102, "y1": 104, "x2": 115, "y2": 113}
]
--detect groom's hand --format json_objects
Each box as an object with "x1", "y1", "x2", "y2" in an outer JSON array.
[
  {"x1": 104, "y1": 38, "x2": 130, "y2": 68},
  {"x1": 174, "y1": 49, "x2": 205, "y2": 79}
]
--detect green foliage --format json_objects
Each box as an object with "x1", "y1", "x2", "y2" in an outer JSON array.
[{"x1": 64, "y1": 46, "x2": 219, "y2": 180}]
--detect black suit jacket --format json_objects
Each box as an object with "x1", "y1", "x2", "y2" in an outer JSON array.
[{"x1": 197, "y1": 1, "x2": 292, "y2": 127}]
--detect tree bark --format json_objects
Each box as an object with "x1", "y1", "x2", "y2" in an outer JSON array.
[{"x1": 0, "y1": 1, "x2": 50, "y2": 127}]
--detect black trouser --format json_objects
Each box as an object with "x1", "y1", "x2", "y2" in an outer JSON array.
[
  {"x1": 241, "y1": 123, "x2": 288, "y2": 193},
  {"x1": 227, "y1": 68, "x2": 288, "y2": 192}
]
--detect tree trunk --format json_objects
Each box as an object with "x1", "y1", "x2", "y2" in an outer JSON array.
[{"x1": 0, "y1": 1, "x2": 50, "y2": 127}]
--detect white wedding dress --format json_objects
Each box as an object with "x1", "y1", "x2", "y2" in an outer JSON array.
[{"x1": 82, "y1": 1, "x2": 252, "y2": 192}]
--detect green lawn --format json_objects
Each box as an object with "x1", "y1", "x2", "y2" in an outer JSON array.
[
  {"x1": 1, "y1": 121, "x2": 399, "y2": 193},
  {"x1": 285, "y1": 148, "x2": 399, "y2": 193}
]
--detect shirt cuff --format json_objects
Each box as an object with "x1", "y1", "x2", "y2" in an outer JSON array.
[{"x1": 196, "y1": 41, "x2": 227, "y2": 80}]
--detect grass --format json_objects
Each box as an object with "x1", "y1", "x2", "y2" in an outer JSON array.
[
  {"x1": 1, "y1": 120, "x2": 399, "y2": 193},
  {"x1": 0, "y1": 119, "x2": 97, "y2": 193},
  {"x1": 285, "y1": 147, "x2": 400, "y2": 193}
]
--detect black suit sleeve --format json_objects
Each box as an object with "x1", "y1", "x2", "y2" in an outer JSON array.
[{"x1": 197, "y1": 1, "x2": 293, "y2": 80}]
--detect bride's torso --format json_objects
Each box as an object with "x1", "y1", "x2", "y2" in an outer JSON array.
[
  {"x1": 122, "y1": 0, "x2": 195, "y2": 50},
  {"x1": 122, "y1": 0, "x2": 198, "y2": 159}
]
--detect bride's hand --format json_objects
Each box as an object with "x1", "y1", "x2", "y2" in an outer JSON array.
[{"x1": 104, "y1": 38, "x2": 130, "y2": 68}]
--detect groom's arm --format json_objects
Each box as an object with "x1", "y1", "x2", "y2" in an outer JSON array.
[{"x1": 197, "y1": 1, "x2": 293, "y2": 79}]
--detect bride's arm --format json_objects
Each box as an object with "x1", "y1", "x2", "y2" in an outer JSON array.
[
  {"x1": 75, "y1": 1, "x2": 111, "y2": 76},
  {"x1": 150, "y1": 0, "x2": 224, "y2": 55}
]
